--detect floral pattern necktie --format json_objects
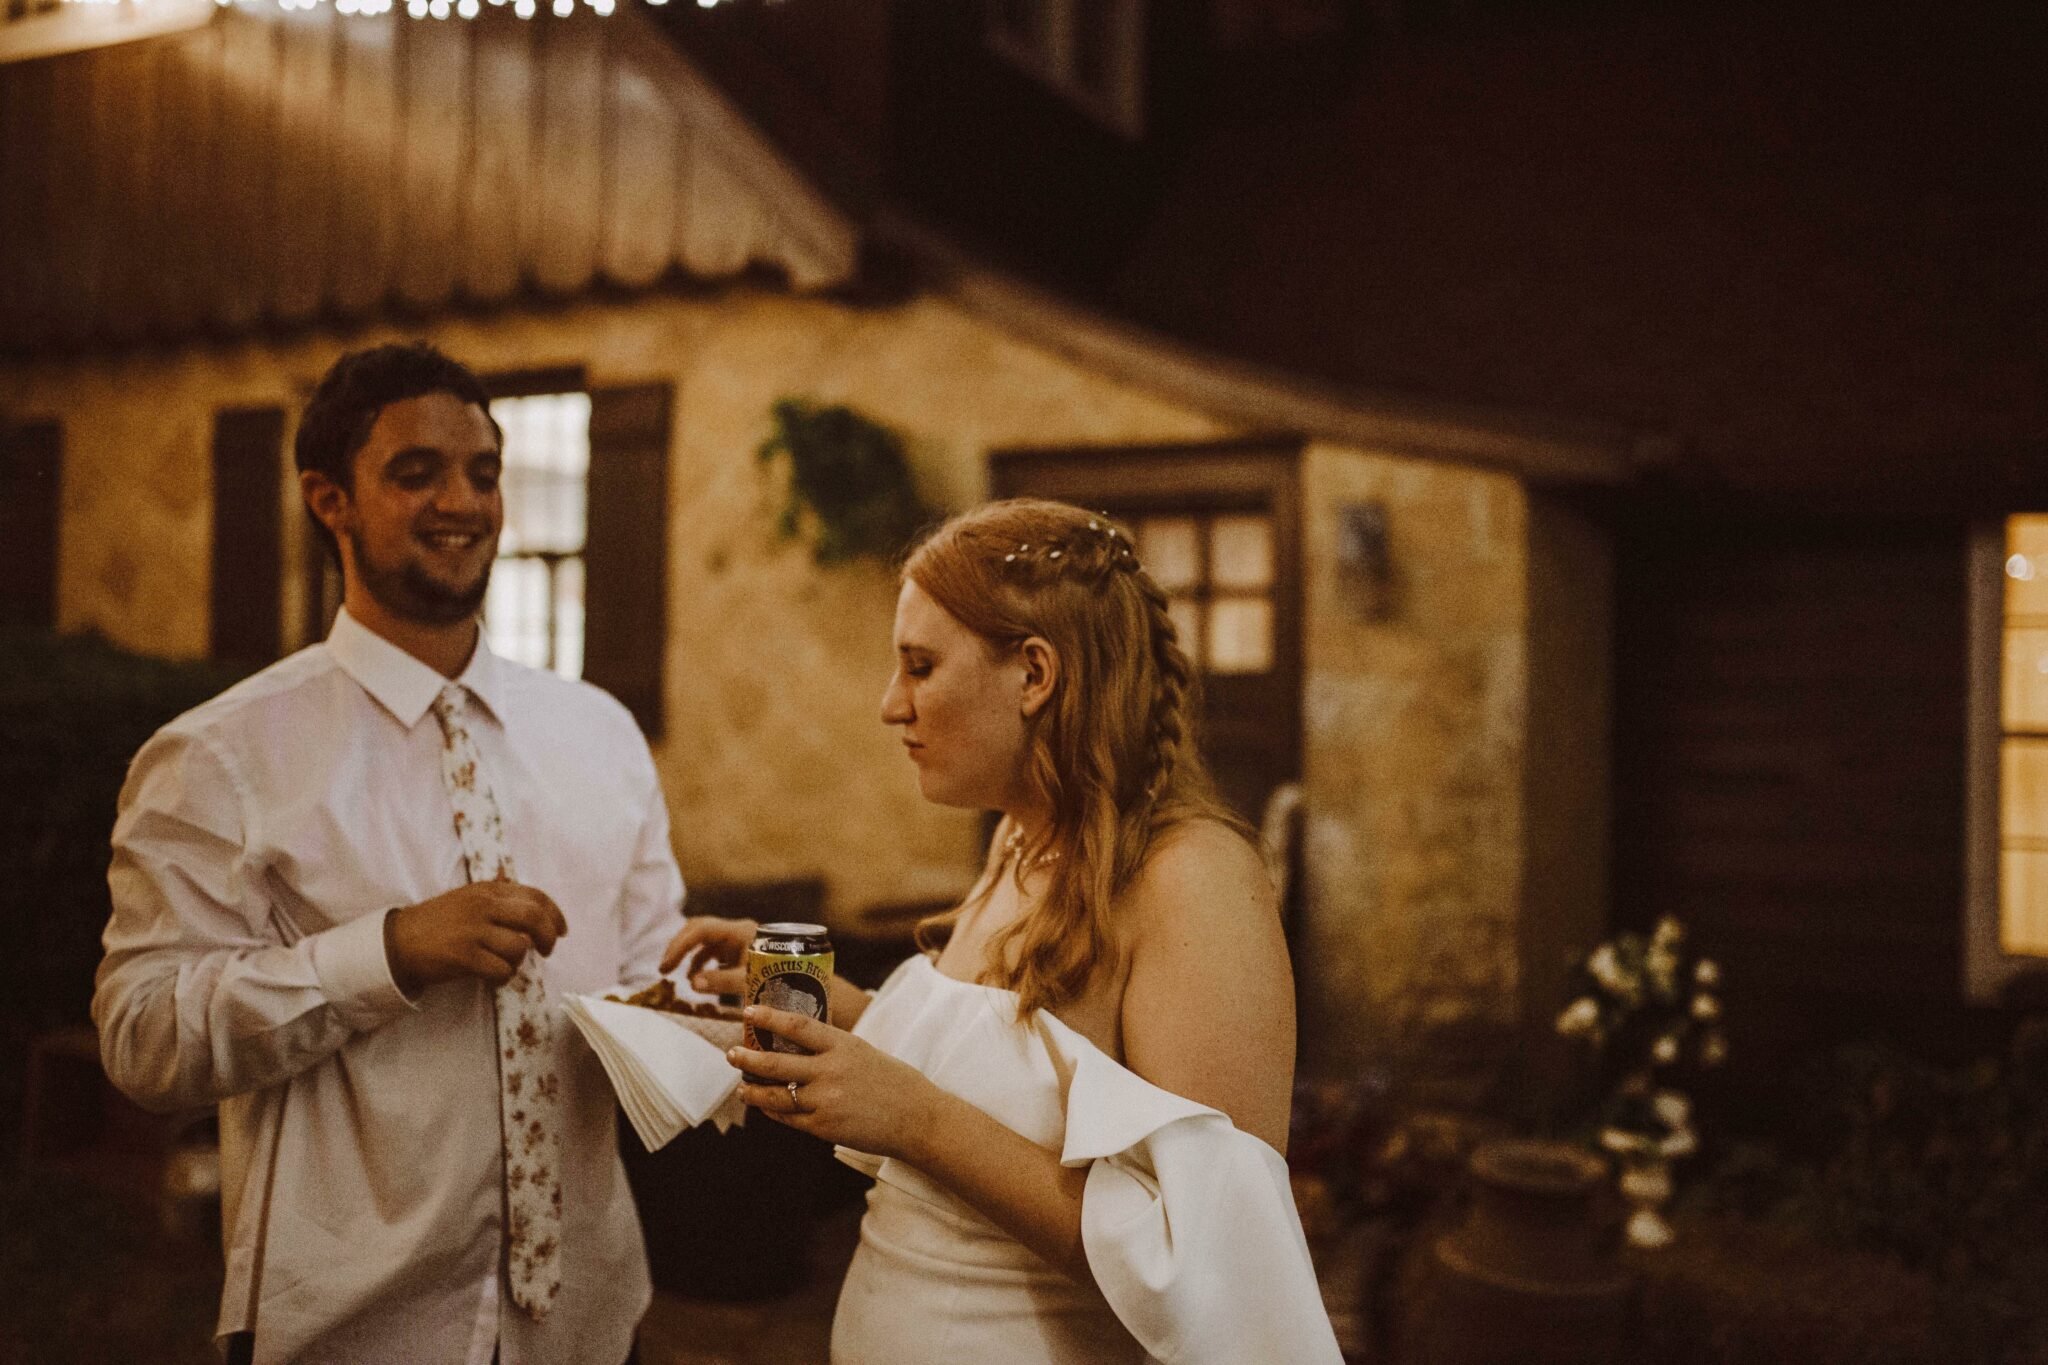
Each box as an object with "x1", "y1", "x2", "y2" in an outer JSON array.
[{"x1": 431, "y1": 684, "x2": 563, "y2": 1320}]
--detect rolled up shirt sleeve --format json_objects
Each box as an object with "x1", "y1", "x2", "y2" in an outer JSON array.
[{"x1": 94, "y1": 728, "x2": 415, "y2": 1113}]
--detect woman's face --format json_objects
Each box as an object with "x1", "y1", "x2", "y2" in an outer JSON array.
[{"x1": 881, "y1": 580, "x2": 1031, "y2": 811}]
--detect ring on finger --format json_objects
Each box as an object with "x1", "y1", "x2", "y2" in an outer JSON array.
[{"x1": 787, "y1": 1080, "x2": 803, "y2": 1113}]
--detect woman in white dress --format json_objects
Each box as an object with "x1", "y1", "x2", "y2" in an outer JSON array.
[{"x1": 662, "y1": 499, "x2": 1341, "y2": 1364}]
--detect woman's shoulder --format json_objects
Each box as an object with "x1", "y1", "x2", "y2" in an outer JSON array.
[
  {"x1": 1114, "y1": 815, "x2": 1298, "y2": 1153},
  {"x1": 1136, "y1": 813, "x2": 1270, "y2": 885},
  {"x1": 1123, "y1": 816, "x2": 1278, "y2": 943}
]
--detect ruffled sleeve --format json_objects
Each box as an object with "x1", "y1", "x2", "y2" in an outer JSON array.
[{"x1": 1053, "y1": 1026, "x2": 1345, "y2": 1365}]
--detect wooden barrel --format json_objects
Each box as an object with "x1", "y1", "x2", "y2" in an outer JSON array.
[{"x1": 1408, "y1": 1139, "x2": 1633, "y2": 1365}]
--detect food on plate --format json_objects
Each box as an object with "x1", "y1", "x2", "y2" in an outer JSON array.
[{"x1": 605, "y1": 977, "x2": 737, "y2": 1020}]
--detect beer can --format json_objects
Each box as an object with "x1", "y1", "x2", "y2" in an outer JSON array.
[{"x1": 743, "y1": 922, "x2": 833, "y2": 1083}]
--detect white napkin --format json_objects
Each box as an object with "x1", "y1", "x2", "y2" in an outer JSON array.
[{"x1": 562, "y1": 992, "x2": 747, "y2": 1151}]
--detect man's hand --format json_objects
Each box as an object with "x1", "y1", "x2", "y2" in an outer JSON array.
[
  {"x1": 660, "y1": 915, "x2": 873, "y2": 1029},
  {"x1": 384, "y1": 882, "x2": 570, "y2": 997},
  {"x1": 658, "y1": 915, "x2": 758, "y2": 995}
]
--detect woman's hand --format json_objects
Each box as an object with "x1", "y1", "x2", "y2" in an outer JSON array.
[
  {"x1": 659, "y1": 915, "x2": 757, "y2": 994},
  {"x1": 728, "y1": 1004, "x2": 947, "y2": 1161}
]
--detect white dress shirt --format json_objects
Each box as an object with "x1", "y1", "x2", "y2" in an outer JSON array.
[{"x1": 95, "y1": 608, "x2": 684, "y2": 1365}]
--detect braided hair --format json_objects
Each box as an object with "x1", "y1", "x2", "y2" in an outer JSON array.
[{"x1": 903, "y1": 498, "x2": 1247, "y2": 1016}]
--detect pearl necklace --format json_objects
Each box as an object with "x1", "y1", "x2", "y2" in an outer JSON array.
[{"x1": 1002, "y1": 826, "x2": 1061, "y2": 870}]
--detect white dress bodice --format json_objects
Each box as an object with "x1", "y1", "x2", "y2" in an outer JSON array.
[{"x1": 829, "y1": 956, "x2": 1342, "y2": 1365}]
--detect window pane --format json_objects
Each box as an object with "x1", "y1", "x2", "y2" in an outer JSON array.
[
  {"x1": 484, "y1": 557, "x2": 553, "y2": 672},
  {"x1": 1210, "y1": 513, "x2": 1274, "y2": 591},
  {"x1": 1139, "y1": 516, "x2": 1201, "y2": 591},
  {"x1": 492, "y1": 392, "x2": 590, "y2": 556},
  {"x1": 1207, "y1": 595, "x2": 1273, "y2": 674},
  {"x1": 1166, "y1": 596, "x2": 1202, "y2": 663},
  {"x1": 553, "y1": 556, "x2": 585, "y2": 682},
  {"x1": 2002, "y1": 627, "x2": 2048, "y2": 732},
  {"x1": 2006, "y1": 515, "x2": 2048, "y2": 618},
  {"x1": 2003, "y1": 740, "x2": 2048, "y2": 841},
  {"x1": 1999, "y1": 850, "x2": 2048, "y2": 956}
]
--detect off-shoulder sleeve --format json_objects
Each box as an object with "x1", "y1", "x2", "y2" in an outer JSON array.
[{"x1": 1058, "y1": 1041, "x2": 1345, "y2": 1365}]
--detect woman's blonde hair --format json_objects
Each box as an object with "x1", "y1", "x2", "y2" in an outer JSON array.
[{"x1": 905, "y1": 498, "x2": 1247, "y2": 1016}]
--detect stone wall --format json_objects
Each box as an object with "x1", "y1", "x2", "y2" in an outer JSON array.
[{"x1": 1297, "y1": 443, "x2": 1530, "y2": 1094}]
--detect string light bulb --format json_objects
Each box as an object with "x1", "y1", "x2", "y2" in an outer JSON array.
[{"x1": 183, "y1": 0, "x2": 745, "y2": 13}]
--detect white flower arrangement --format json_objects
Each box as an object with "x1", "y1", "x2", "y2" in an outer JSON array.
[
  {"x1": 1555, "y1": 915, "x2": 1730, "y2": 1248},
  {"x1": 1554, "y1": 915, "x2": 1728, "y2": 1078},
  {"x1": 1556, "y1": 995, "x2": 1602, "y2": 1040}
]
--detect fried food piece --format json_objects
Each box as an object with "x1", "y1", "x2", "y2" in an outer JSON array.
[{"x1": 605, "y1": 977, "x2": 736, "y2": 1019}]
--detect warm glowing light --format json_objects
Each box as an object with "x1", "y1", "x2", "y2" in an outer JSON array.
[
  {"x1": 71, "y1": 0, "x2": 729, "y2": 14},
  {"x1": 2011, "y1": 554, "x2": 2037, "y2": 582}
]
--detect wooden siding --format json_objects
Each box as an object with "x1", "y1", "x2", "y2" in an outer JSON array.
[
  {"x1": 1612, "y1": 511, "x2": 1988, "y2": 1077},
  {"x1": 0, "y1": 6, "x2": 858, "y2": 355}
]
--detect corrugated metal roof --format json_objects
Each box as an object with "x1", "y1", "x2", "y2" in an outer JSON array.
[{"x1": 0, "y1": 4, "x2": 860, "y2": 354}]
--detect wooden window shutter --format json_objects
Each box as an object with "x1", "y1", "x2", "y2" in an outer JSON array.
[
  {"x1": 583, "y1": 383, "x2": 672, "y2": 738},
  {"x1": 209, "y1": 406, "x2": 287, "y2": 664},
  {"x1": 0, "y1": 420, "x2": 62, "y2": 631}
]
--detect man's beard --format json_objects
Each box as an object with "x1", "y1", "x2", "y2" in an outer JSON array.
[{"x1": 347, "y1": 525, "x2": 493, "y2": 627}]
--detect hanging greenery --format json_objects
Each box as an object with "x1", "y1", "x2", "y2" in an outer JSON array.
[{"x1": 757, "y1": 398, "x2": 934, "y2": 565}]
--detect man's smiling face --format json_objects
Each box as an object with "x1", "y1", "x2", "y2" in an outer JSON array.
[{"x1": 335, "y1": 391, "x2": 504, "y2": 627}]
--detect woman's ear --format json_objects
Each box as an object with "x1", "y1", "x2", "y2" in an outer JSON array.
[{"x1": 1018, "y1": 637, "x2": 1060, "y2": 720}]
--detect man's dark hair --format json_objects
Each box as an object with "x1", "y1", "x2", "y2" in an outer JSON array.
[{"x1": 296, "y1": 341, "x2": 499, "y2": 561}]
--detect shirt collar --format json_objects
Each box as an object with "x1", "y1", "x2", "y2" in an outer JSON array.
[{"x1": 327, "y1": 607, "x2": 510, "y2": 731}]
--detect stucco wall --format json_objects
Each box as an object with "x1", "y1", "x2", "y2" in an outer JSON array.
[
  {"x1": 0, "y1": 290, "x2": 1228, "y2": 920},
  {"x1": 1298, "y1": 443, "x2": 1529, "y2": 1094}
]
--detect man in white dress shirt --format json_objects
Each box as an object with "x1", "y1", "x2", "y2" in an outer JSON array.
[{"x1": 94, "y1": 343, "x2": 683, "y2": 1365}]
